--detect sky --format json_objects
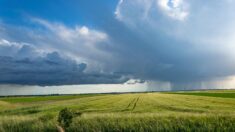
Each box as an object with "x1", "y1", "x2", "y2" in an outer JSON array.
[{"x1": 1, "y1": 0, "x2": 235, "y2": 91}]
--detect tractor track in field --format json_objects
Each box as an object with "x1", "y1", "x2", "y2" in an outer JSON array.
[
  {"x1": 131, "y1": 96, "x2": 140, "y2": 111},
  {"x1": 122, "y1": 96, "x2": 140, "y2": 111}
]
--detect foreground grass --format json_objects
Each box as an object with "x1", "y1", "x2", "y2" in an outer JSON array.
[
  {"x1": 0, "y1": 90, "x2": 235, "y2": 131},
  {"x1": 1, "y1": 113, "x2": 235, "y2": 132}
]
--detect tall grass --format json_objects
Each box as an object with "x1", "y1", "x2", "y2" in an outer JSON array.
[
  {"x1": 0, "y1": 113, "x2": 234, "y2": 132},
  {"x1": 0, "y1": 116, "x2": 56, "y2": 132},
  {"x1": 68, "y1": 114, "x2": 235, "y2": 132}
]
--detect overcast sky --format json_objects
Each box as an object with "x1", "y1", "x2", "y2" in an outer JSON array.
[{"x1": 1, "y1": 0, "x2": 235, "y2": 91}]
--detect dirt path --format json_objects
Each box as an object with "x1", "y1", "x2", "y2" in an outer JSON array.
[{"x1": 56, "y1": 125, "x2": 64, "y2": 132}]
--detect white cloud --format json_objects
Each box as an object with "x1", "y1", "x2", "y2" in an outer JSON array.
[
  {"x1": 114, "y1": 0, "x2": 235, "y2": 52},
  {"x1": 32, "y1": 18, "x2": 107, "y2": 43},
  {"x1": 0, "y1": 39, "x2": 11, "y2": 46},
  {"x1": 79, "y1": 26, "x2": 89, "y2": 35},
  {"x1": 114, "y1": 0, "x2": 124, "y2": 20},
  {"x1": 27, "y1": 18, "x2": 112, "y2": 72},
  {"x1": 157, "y1": 0, "x2": 189, "y2": 20},
  {"x1": 115, "y1": 0, "x2": 189, "y2": 22}
]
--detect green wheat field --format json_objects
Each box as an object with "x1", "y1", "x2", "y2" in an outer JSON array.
[{"x1": 0, "y1": 90, "x2": 235, "y2": 132}]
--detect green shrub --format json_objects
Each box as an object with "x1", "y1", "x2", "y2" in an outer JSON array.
[{"x1": 57, "y1": 108, "x2": 74, "y2": 128}]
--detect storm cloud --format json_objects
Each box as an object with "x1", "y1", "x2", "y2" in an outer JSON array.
[
  {"x1": 1, "y1": 0, "x2": 235, "y2": 89},
  {"x1": 105, "y1": 0, "x2": 235, "y2": 83},
  {"x1": 0, "y1": 39, "x2": 128, "y2": 85}
]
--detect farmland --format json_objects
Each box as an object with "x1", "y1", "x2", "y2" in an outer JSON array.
[{"x1": 0, "y1": 90, "x2": 235, "y2": 132}]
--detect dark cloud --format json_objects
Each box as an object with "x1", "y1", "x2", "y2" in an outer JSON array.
[{"x1": 0, "y1": 40, "x2": 128, "y2": 85}]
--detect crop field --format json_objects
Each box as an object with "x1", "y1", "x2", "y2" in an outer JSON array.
[{"x1": 0, "y1": 90, "x2": 235, "y2": 132}]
